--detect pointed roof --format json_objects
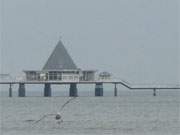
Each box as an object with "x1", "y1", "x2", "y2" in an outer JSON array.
[{"x1": 43, "y1": 40, "x2": 77, "y2": 70}]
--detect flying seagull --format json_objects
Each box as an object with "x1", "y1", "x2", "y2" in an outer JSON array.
[{"x1": 34, "y1": 97, "x2": 77, "y2": 124}]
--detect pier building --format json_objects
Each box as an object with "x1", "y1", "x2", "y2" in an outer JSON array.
[
  {"x1": 24, "y1": 40, "x2": 96, "y2": 82},
  {"x1": 23, "y1": 40, "x2": 99, "y2": 97}
]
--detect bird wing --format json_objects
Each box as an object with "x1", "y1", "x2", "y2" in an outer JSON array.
[
  {"x1": 59, "y1": 97, "x2": 76, "y2": 112},
  {"x1": 34, "y1": 114, "x2": 56, "y2": 124}
]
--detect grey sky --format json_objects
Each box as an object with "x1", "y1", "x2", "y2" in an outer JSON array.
[{"x1": 0, "y1": 0, "x2": 179, "y2": 84}]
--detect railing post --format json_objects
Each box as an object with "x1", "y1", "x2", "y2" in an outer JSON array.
[
  {"x1": 44, "y1": 83, "x2": 51, "y2": 97},
  {"x1": 95, "y1": 83, "x2": 103, "y2": 96},
  {"x1": 69, "y1": 83, "x2": 78, "y2": 97},
  {"x1": 114, "y1": 83, "x2": 117, "y2": 96},
  {"x1": 18, "y1": 83, "x2": 26, "y2": 97},
  {"x1": 153, "y1": 88, "x2": 156, "y2": 96},
  {"x1": 9, "y1": 84, "x2": 12, "y2": 97}
]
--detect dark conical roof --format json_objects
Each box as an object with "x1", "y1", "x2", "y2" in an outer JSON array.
[{"x1": 43, "y1": 40, "x2": 77, "y2": 70}]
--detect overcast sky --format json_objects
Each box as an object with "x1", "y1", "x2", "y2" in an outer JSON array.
[{"x1": 0, "y1": 0, "x2": 179, "y2": 84}]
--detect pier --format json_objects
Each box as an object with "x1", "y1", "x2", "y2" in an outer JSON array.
[
  {"x1": 0, "y1": 40, "x2": 180, "y2": 97},
  {"x1": 0, "y1": 79, "x2": 180, "y2": 97}
]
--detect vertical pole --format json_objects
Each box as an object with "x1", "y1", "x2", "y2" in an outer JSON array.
[
  {"x1": 9, "y1": 84, "x2": 12, "y2": 97},
  {"x1": 44, "y1": 83, "x2": 51, "y2": 97},
  {"x1": 95, "y1": 83, "x2": 103, "y2": 96},
  {"x1": 69, "y1": 83, "x2": 78, "y2": 97},
  {"x1": 114, "y1": 83, "x2": 117, "y2": 97},
  {"x1": 153, "y1": 88, "x2": 156, "y2": 96},
  {"x1": 18, "y1": 83, "x2": 26, "y2": 97}
]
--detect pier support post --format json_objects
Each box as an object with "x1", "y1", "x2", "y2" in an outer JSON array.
[
  {"x1": 153, "y1": 89, "x2": 156, "y2": 96},
  {"x1": 9, "y1": 84, "x2": 12, "y2": 97},
  {"x1": 44, "y1": 83, "x2": 51, "y2": 97},
  {"x1": 114, "y1": 83, "x2": 117, "y2": 97},
  {"x1": 95, "y1": 83, "x2": 103, "y2": 96},
  {"x1": 18, "y1": 83, "x2": 26, "y2": 97},
  {"x1": 69, "y1": 83, "x2": 78, "y2": 97}
]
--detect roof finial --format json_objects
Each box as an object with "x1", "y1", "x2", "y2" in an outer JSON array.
[{"x1": 59, "y1": 35, "x2": 62, "y2": 40}]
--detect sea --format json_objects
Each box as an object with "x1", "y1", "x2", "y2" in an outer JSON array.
[{"x1": 0, "y1": 89, "x2": 180, "y2": 135}]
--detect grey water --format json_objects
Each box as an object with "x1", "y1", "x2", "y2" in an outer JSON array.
[{"x1": 0, "y1": 90, "x2": 180, "y2": 135}]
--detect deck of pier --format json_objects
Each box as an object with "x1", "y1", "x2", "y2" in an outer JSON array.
[{"x1": 0, "y1": 80, "x2": 180, "y2": 90}]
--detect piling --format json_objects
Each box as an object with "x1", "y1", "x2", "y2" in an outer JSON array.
[
  {"x1": 44, "y1": 83, "x2": 51, "y2": 97},
  {"x1": 9, "y1": 84, "x2": 12, "y2": 97},
  {"x1": 18, "y1": 83, "x2": 26, "y2": 97},
  {"x1": 69, "y1": 83, "x2": 78, "y2": 97},
  {"x1": 95, "y1": 83, "x2": 103, "y2": 96},
  {"x1": 153, "y1": 89, "x2": 156, "y2": 96},
  {"x1": 114, "y1": 83, "x2": 117, "y2": 96}
]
